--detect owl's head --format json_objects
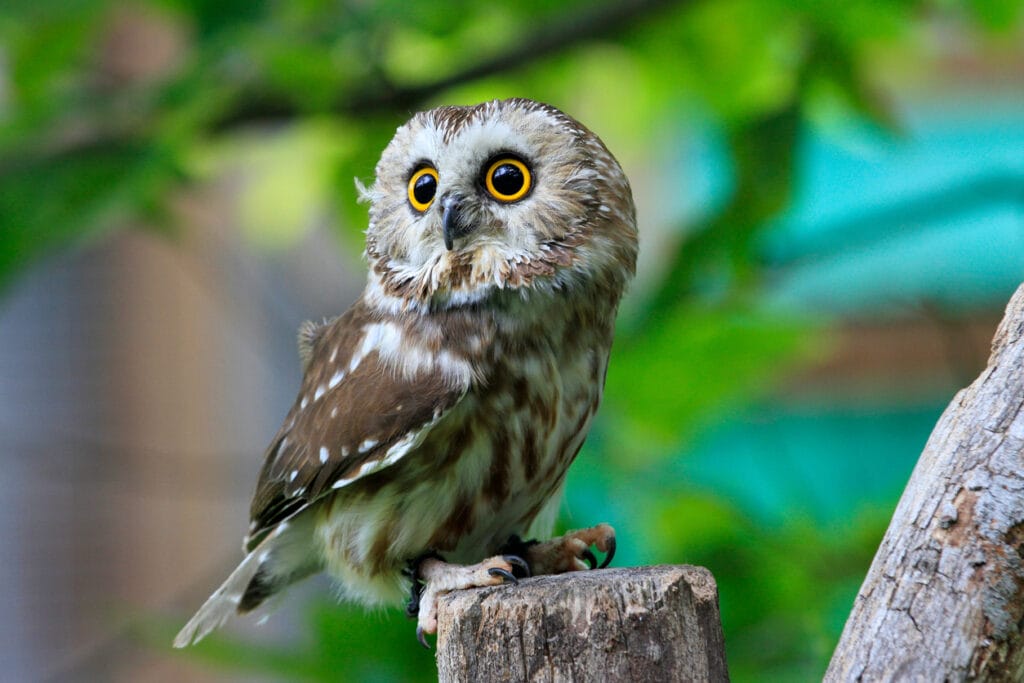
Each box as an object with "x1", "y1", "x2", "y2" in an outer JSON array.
[{"x1": 361, "y1": 98, "x2": 637, "y2": 310}]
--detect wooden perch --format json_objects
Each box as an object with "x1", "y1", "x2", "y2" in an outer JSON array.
[
  {"x1": 827, "y1": 283, "x2": 1024, "y2": 681},
  {"x1": 435, "y1": 565, "x2": 729, "y2": 682}
]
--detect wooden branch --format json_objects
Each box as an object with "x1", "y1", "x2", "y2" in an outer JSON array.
[
  {"x1": 827, "y1": 283, "x2": 1024, "y2": 681},
  {"x1": 435, "y1": 565, "x2": 729, "y2": 682}
]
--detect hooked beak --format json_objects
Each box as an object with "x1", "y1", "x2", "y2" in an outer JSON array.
[{"x1": 440, "y1": 193, "x2": 472, "y2": 251}]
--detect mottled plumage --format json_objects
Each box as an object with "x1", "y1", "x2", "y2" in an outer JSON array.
[{"x1": 175, "y1": 98, "x2": 637, "y2": 647}]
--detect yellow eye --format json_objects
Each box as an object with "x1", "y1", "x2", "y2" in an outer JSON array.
[
  {"x1": 407, "y1": 166, "x2": 438, "y2": 212},
  {"x1": 484, "y1": 157, "x2": 532, "y2": 203}
]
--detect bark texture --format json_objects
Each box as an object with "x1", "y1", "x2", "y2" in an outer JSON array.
[
  {"x1": 827, "y1": 283, "x2": 1024, "y2": 681},
  {"x1": 435, "y1": 565, "x2": 729, "y2": 682}
]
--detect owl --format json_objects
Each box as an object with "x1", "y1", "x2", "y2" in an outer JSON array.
[{"x1": 174, "y1": 97, "x2": 638, "y2": 648}]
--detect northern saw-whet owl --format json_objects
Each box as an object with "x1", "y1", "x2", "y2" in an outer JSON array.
[{"x1": 175, "y1": 97, "x2": 638, "y2": 647}]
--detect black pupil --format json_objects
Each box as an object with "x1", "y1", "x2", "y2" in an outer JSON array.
[
  {"x1": 492, "y1": 163, "x2": 524, "y2": 196},
  {"x1": 413, "y1": 173, "x2": 436, "y2": 205}
]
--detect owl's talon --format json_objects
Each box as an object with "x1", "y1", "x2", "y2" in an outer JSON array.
[
  {"x1": 518, "y1": 523, "x2": 617, "y2": 575},
  {"x1": 503, "y1": 554, "x2": 531, "y2": 578},
  {"x1": 487, "y1": 567, "x2": 518, "y2": 584},
  {"x1": 413, "y1": 555, "x2": 523, "y2": 642},
  {"x1": 498, "y1": 535, "x2": 539, "y2": 575},
  {"x1": 416, "y1": 625, "x2": 431, "y2": 650},
  {"x1": 599, "y1": 535, "x2": 616, "y2": 568}
]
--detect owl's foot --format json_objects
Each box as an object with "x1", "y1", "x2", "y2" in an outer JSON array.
[
  {"x1": 514, "y1": 523, "x2": 617, "y2": 575},
  {"x1": 411, "y1": 554, "x2": 526, "y2": 648}
]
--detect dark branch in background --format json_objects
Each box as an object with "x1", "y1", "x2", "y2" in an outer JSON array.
[
  {"x1": 213, "y1": 0, "x2": 681, "y2": 130},
  {"x1": 11, "y1": 0, "x2": 681, "y2": 170}
]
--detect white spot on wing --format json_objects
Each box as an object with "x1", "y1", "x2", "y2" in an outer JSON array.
[
  {"x1": 350, "y1": 322, "x2": 398, "y2": 372},
  {"x1": 314, "y1": 402, "x2": 451, "y2": 505},
  {"x1": 319, "y1": 446, "x2": 329, "y2": 464},
  {"x1": 328, "y1": 370, "x2": 345, "y2": 389},
  {"x1": 380, "y1": 432, "x2": 417, "y2": 467},
  {"x1": 348, "y1": 320, "x2": 472, "y2": 384},
  {"x1": 289, "y1": 469, "x2": 298, "y2": 482}
]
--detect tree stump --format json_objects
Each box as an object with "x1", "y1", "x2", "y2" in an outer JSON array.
[
  {"x1": 435, "y1": 565, "x2": 729, "y2": 682},
  {"x1": 826, "y1": 283, "x2": 1024, "y2": 681}
]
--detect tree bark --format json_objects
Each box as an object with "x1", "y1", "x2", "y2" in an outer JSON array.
[
  {"x1": 827, "y1": 283, "x2": 1024, "y2": 681},
  {"x1": 435, "y1": 565, "x2": 729, "y2": 682}
]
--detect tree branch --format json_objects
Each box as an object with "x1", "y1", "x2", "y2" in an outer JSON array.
[
  {"x1": 826, "y1": 282, "x2": 1024, "y2": 680},
  {"x1": 435, "y1": 565, "x2": 729, "y2": 681}
]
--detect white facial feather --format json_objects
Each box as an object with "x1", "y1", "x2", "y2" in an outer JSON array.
[{"x1": 361, "y1": 98, "x2": 636, "y2": 309}]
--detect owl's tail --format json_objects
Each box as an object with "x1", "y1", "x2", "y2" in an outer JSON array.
[{"x1": 173, "y1": 513, "x2": 318, "y2": 648}]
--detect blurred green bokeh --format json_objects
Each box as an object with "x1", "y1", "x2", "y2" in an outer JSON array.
[{"x1": 3, "y1": 0, "x2": 1022, "y2": 680}]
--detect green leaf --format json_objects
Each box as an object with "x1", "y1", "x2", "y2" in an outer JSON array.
[
  {"x1": 646, "y1": 104, "x2": 800, "y2": 312},
  {"x1": 0, "y1": 141, "x2": 179, "y2": 290},
  {"x1": 605, "y1": 302, "x2": 820, "y2": 450},
  {"x1": 329, "y1": 118, "x2": 400, "y2": 246},
  {"x1": 160, "y1": 600, "x2": 436, "y2": 682},
  {"x1": 963, "y1": 0, "x2": 1024, "y2": 32}
]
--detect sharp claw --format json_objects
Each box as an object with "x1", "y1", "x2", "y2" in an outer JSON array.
[
  {"x1": 581, "y1": 549, "x2": 598, "y2": 570},
  {"x1": 487, "y1": 567, "x2": 519, "y2": 584},
  {"x1": 503, "y1": 555, "x2": 531, "y2": 578},
  {"x1": 598, "y1": 536, "x2": 616, "y2": 569},
  {"x1": 416, "y1": 625, "x2": 431, "y2": 650}
]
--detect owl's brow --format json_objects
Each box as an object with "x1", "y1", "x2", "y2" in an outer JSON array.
[{"x1": 430, "y1": 106, "x2": 478, "y2": 144}]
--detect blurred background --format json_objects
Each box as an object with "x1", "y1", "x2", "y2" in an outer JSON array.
[{"x1": 1, "y1": 0, "x2": 1022, "y2": 680}]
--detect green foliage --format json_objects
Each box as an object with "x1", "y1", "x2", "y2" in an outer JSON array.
[
  {"x1": 646, "y1": 493, "x2": 884, "y2": 680},
  {"x1": 166, "y1": 603, "x2": 436, "y2": 682},
  {"x1": 0, "y1": 141, "x2": 181, "y2": 289},
  {"x1": 606, "y1": 303, "x2": 821, "y2": 448},
  {"x1": 0, "y1": 0, "x2": 941, "y2": 287}
]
